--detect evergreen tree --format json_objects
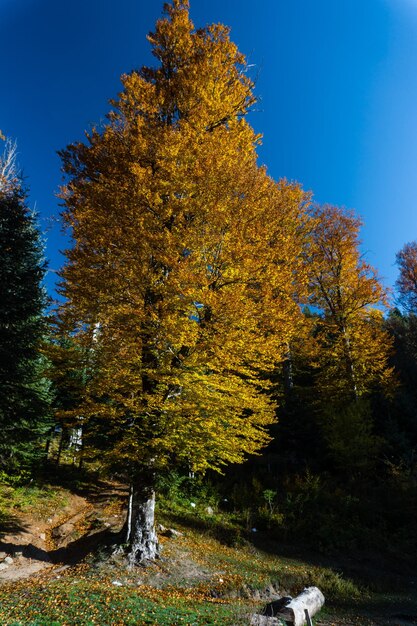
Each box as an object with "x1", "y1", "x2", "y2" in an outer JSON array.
[{"x1": 0, "y1": 138, "x2": 51, "y2": 475}]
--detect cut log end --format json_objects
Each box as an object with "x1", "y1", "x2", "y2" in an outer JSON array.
[
  {"x1": 252, "y1": 587, "x2": 325, "y2": 626},
  {"x1": 277, "y1": 586, "x2": 325, "y2": 626}
]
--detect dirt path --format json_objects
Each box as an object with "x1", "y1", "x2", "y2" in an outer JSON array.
[
  {"x1": 0, "y1": 492, "x2": 85, "y2": 581},
  {"x1": 0, "y1": 483, "x2": 126, "y2": 583}
]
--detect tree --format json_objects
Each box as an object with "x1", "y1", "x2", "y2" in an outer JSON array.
[
  {"x1": 306, "y1": 204, "x2": 395, "y2": 403},
  {"x1": 387, "y1": 243, "x2": 417, "y2": 473},
  {"x1": 57, "y1": 0, "x2": 308, "y2": 563},
  {"x1": 396, "y1": 241, "x2": 417, "y2": 312},
  {"x1": 44, "y1": 334, "x2": 89, "y2": 466},
  {"x1": 384, "y1": 309, "x2": 417, "y2": 471},
  {"x1": 299, "y1": 204, "x2": 396, "y2": 473},
  {"x1": 0, "y1": 136, "x2": 51, "y2": 475},
  {"x1": 0, "y1": 136, "x2": 18, "y2": 191}
]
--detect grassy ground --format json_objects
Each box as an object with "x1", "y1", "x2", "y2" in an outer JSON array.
[
  {"x1": 0, "y1": 482, "x2": 69, "y2": 523},
  {"x1": 0, "y1": 481, "x2": 416, "y2": 625},
  {"x1": 0, "y1": 569, "x2": 248, "y2": 626}
]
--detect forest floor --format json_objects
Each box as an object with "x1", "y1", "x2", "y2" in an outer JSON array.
[{"x1": 0, "y1": 476, "x2": 416, "y2": 625}]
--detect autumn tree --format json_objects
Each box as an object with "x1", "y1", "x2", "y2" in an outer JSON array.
[
  {"x1": 396, "y1": 241, "x2": 417, "y2": 312},
  {"x1": 394, "y1": 241, "x2": 417, "y2": 396},
  {"x1": 305, "y1": 204, "x2": 394, "y2": 401},
  {"x1": 0, "y1": 135, "x2": 51, "y2": 475},
  {"x1": 299, "y1": 204, "x2": 395, "y2": 471},
  {"x1": 57, "y1": 1, "x2": 308, "y2": 563},
  {"x1": 385, "y1": 243, "x2": 417, "y2": 470}
]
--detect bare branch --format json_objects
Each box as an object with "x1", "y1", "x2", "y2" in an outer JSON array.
[{"x1": 0, "y1": 137, "x2": 19, "y2": 192}]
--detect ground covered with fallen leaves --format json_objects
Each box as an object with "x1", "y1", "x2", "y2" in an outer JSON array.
[
  {"x1": 0, "y1": 565, "x2": 249, "y2": 625},
  {"x1": 1, "y1": 481, "x2": 416, "y2": 625}
]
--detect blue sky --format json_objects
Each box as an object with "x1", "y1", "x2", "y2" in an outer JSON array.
[{"x1": 1, "y1": 0, "x2": 417, "y2": 299}]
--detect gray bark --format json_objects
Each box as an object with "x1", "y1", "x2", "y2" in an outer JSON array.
[
  {"x1": 126, "y1": 476, "x2": 159, "y2": 566},
  {"x1": 277, "y1": 587, "x2": 324, "y2": 626}
]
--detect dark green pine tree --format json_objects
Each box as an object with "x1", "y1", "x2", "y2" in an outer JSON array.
[{"x1": 0, "y1": 143, "x2": 51, "y2": 476}]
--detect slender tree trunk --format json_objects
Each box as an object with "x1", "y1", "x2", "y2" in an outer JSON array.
[
  {"x1": 283, "y1": 342, "x2": 294, "y2": 399},
  {"x1": 341, "y1": 326, "x2": 358, "y2": 401},
  {"x1": 56, "y1": 428, "x2": 65, "y2": 466},
  {"x1": 125, "y1": 469, "x2": 159, "y2": 566},
  {"x1": 43, "y1": 426, "x2": 54, "y2": 464}
]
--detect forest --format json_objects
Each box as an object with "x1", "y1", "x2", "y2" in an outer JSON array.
[{"x1": 1, "y1": 1, "x2": 417, "y2": 625}]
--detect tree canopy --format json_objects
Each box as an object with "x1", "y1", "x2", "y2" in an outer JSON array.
[
  {"x1": 396, "y1": 241, "x2": 417, "y2": 312},
  {"x1": 305, "y1": 204, "x2": 395, "y2": 403},
  {"x1": 57, "y1": 0, "x2": 311, "y2": 561},
  {"x1": 1, "y1": 1, "x2": 417, "y2": 574}
]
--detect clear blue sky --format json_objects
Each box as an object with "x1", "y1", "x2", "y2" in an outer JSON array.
[{"x1": 1, "y1": 0, "x2": 417, "y2": 299}]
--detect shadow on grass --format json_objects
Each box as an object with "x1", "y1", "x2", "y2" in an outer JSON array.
[
  {"x1": 0, "y1": 527, "x2": 121, "y2": 565},
  {"x1": 160, "y1": 506, "x2": 417, "y2": 615},
  {"x1": 159, "y1": 508, "x2": 245, "y2": 548},
  {"x1": 327, "y1": 598, "x2": 417, "y2": 626},
  {"x1": 51, "y1": 527, "x2": 120, "y2": 564},
  {"x1": 251, "y1": 538, "x2": 417, "y2": 617},
  {"x1": 37, "y1": 462, "x2": 129, "y2": 508}
]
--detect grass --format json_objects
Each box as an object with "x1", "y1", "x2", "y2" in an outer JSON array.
[
  {"x1": 1, "y1": 483, "x2": 416, "y2": 625},
  {"x1": 0, "y1": 565, "x2": 251, "y2": 626},
  {"x1": 156, "y1": 500, "x2": 364, "y2": 601},
  {"x1": 0, "y1": 482, "x2": 70, "y2": 523},
  {"x1": 0, "y1": 498, "x2": 361, "y2": 625}
]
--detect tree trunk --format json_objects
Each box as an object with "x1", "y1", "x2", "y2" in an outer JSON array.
[
  {"x1": 277, "y1": 587, "x2": 325, "y2": 626},
  {"x1": 56, "y1": 428, "x2": 65, "y2": 466},
  {"x1": 341, "y1": 326, "x2": 358, "y2": 401},
  {"x1": 283, "y1": 342, "x2": 294, "y2": 399},
  {"x1": 125, "y1": 471, "x2": 159, "y2": 566},
  {"x1": 43, "y1": 426, "x2": 54, "y2": 464}
]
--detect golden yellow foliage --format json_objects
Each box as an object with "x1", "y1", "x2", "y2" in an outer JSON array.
[
  {"x1": 396, "y1": 241, "x2": 417, "y2": 311},
  {"x1": 57, "y1": 1, "x2": 309, "y2": 475},
  {"x1": 305, "y1": 204, "x2": 395, "y2": 401}
]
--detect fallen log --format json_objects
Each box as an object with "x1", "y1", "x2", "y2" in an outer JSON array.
[
  {"x1": 250, "y1": 616, "x2": 284, "y2": 625},
  {"x1": 277, "y1": 586, "x2": 324, "y2": 626}
]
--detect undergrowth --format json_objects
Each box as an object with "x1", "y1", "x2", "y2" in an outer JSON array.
[
  {"x1": 157, "y1": 500, "x2": 364, "y2": 603},
  {"x1": 0, "y1": 482, "x2": 70, "y2": 522}
]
